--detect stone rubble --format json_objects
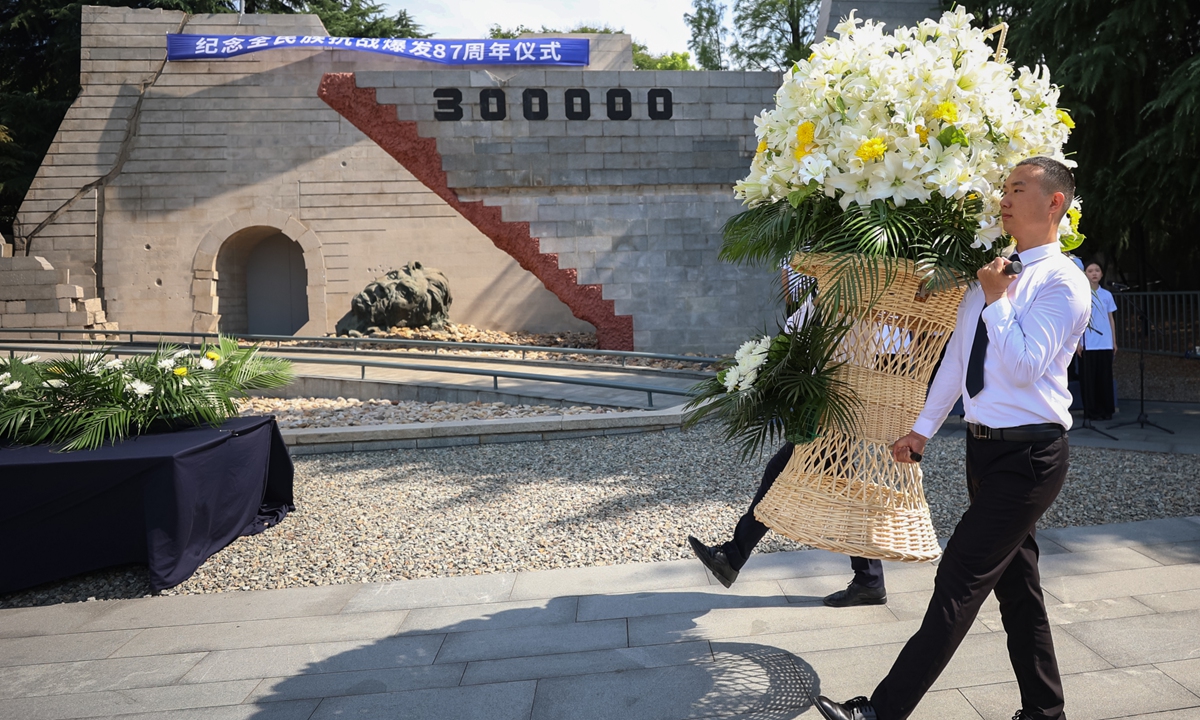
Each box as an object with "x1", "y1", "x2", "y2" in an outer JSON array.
[{"x1": 3, "y1": 423, "x2": 1198, "y2": 608}]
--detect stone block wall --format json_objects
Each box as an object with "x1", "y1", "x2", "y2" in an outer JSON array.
[{"x1": 0, "y1": 256, "x2": 115, "y2": 331}]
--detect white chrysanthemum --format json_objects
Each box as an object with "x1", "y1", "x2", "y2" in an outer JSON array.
[
  {"x1": 172, "y1": 349, "x2": 191, "y2": 359},
  {"x1": 0, "y1": 372, "x2": 8, "y2": 384},
  {"x1": 199, "y1": 357, "x2": 215, "y2": 370},
  {"x1": 126, "y1": 379, "x2": 154, "y2": 397},
  {"x1": 104, "y1": 359, "x2": 124, "y2": 370},
  {"x1": 21, "y1": 355, "x2": 40, "y2": 364},
  {"x1": 738, "y1": 7, "x2": 1079, "y2": 246},
  {"x1": 157, "y1": 358, "x2": 176, "y2": 370},
  {"x1": 42, "y1": 379, "x2": 66, "y2": 389},
  {"x1": 2, "y1": 381, "x2": 20, "y2": 393}
]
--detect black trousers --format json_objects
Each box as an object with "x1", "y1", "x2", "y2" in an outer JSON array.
[
  {"x1": 722, "y1": 443, "x2": 884, "y2": 588},
  {"x1": 870, "y1": 434, "x2": 1069, "y2": 720},
  {"x1": 1080, "y1": 349, "x2": 1115, "y2": 420}
]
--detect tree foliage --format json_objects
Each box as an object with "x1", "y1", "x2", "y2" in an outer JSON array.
[
  {"x1": 949, "y1": 0, "x2": 1200, "y2": 288},
  {"x1": 686, "y1": 0, "x2": 820, "y2": 71},
  {"x1": 684, "y1": 0, "x2": 727, "y2": 70}
]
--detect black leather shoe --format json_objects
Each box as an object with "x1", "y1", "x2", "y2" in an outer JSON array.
[
  {"x1": 813, "y1": 695, "x2": 877, "y2": 720},
  {"x1": 1011, "y1": 710, "x2": 1034, "y2": 720},
  {"x1": 823, "y1": 581, "x2": 887, "y2": 607},
  {"x1": 687, "y1": 535, "x2": 738, "y2": 588}
]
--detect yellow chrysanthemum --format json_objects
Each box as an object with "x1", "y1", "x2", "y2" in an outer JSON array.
[
  {"x1": 205, "y1": 351, "x2": 220, "y2": 361},
  {"x1": 930, "y1": 102, "x2": 958, "y2": 123},
  {"x1": 793, "y1": 121, "x2": 816, "y2": 160},
  {"x1": 916, "y1": 125, "x2": 929, "y2": 144},
  {"x1": 756, "y1": 139, "x2": 768, "y2": 154},
  {"x1": 855, "y1": 137, "x2": 887, "y2": 162},
  {"x1": 1067, "y1": 206, "x2": 1081, "y2": 232},
  {"x1": 1056, "y1": 109, "x2": 1075, "y2": 129},
  {"x1": 173, "y1": 367, "x2": 188, "y2": 376}
]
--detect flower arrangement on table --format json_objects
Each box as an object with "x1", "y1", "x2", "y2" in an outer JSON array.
[
  {"x1": 687, "y1": 8, "x2": 1085, "y2": 456},
  {"x1": 0, "y1": 336, "x2": 293, "y2": 451}
]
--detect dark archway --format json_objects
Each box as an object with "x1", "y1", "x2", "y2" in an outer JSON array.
[{"x1": 216, "y1": 226, "x2": 309, "y2": 335}]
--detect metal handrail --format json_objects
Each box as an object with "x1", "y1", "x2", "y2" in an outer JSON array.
[
  {"x1": 0, "y1": 342, "x2": 695, "y2": 409},
  {"x1": 1112, "y1": 291, "x2": 1200, "y2": 356},
  {"x1": 0, "y1": 328, "x2": 720, "y2": 367}
]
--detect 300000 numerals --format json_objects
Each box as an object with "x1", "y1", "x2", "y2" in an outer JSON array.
[{"x1": 433, "y1": 88, "x2": 674, "y2": 122}]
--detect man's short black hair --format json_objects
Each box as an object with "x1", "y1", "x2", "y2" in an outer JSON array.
[{"x1": 1015, "y1": 156, "x2": 1075, "y2": 202}]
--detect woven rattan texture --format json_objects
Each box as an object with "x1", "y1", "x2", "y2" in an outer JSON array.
[{"x1": 755, "y1": 255, "x2": 966, "y2": 562}]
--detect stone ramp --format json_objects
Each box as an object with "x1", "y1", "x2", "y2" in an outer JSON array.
[{"x1": 3, "y1": 517, "x2": 1200, "y2": 720}]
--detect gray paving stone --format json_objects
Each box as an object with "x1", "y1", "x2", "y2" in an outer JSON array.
[
  {"x1": 779, "y1": 563, "x2": 937, "y2": 603},
  {"x1": 342, "y1": 573, "x2": 516, "y2": 613},
  {"x1": 1040, "y1": 518, "x2": 1200, "y2": 553},
  {"x1": 1042, "y1": 564, "x2": 1200, "y2": 604},
  {"x1": 0, "y1": 629, "x2": 139, "y2": 667},
  {"x1": 63, "y1": 699, "x2": 321, "y2": 720},
  {"x1": 576, "y1": 581, "x2": 789, "y2": 622},
  {"x1": 977, "y1": 596, "x2": 1156, "y2": 632},
  {"x1": 1157, "y1": 658, "x2": 1200, "y2": 697},
  {"x1": 248, "y1": 662, "x2": 466, "y2": 703},
  {"x1": 0, "y1": 680, "x2": 260, "y2": 720},
  {"x1": 178, "y1": 634, "x2": 444, "y2": 684},
  {"x1": 1136, "y1": 588, "x2": 1200, "y2": 614},
  {"x1": 0, "y1": 652, "x2": 205, "y2": 699},
  {"x1": 110, "y1": 610, "x2": 408, "y2": 657},
  {"x1": 1038, "y1": 547, "x2": 1165, "y2": 578},
  {"x1": 0, "y1": 601, "x2": 130, "y2": 639},
  {"x1": 530, "y1": 648, "x2": 818, "y2": 720},
  {"x1": 907, "y1": 689, "x2": 986, "y2": 720},
  {"x1": 434, "y1": 618, "x2": 627, "y2": 664},
  {"x1": 398, "y1": 596, "x2": 578, "y2": 635},
  {"x1": 1134, "y1": 541, "x2": 1200, "y2": 567},
  {"x1": 460, "y1": 639, "x2": 711, "y2": 686},
  {"x1": 509, "y1": 559, "x2": 708, "y2": 601},
  {"x1": 309, "y1": 679, "x2": 536, "y2": 720},
  {"x1": 1063, "y1": 611, "x2": 1200, "y2": 666},
  {"x1": 1121, "y1": 709, "x2": 1200, "y2": 720},
  {"x1": 72, "y1": 585, "x2": 360, "y2": 632},
  {"x1": 716, "y1": 617, "x2": 989, "y2": 657},
  {"x1": 706, "y1": 548, "x2": 867, "y2": 585},
  {"x1": 962, "y1": 665, "x2": 1200, "y2": 720},
  {"x1": 628, "y1": 602, "x2": 896, "y2": 646}
]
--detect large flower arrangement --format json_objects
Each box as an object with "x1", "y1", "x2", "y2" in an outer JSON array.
[
  {"x1": 0, "y1": 337, "x2": 292, "y2": 451},
  {"x1": 689, "y1": 9, "x2": 1084, "y2": 455}
]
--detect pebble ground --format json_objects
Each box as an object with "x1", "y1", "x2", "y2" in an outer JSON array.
[
  {"x1": 4, "y1": 423, "x2": 1198, "y2": 609},
  {"x1": 236, "y1": 397, "x2": 632, "y2": 430}
]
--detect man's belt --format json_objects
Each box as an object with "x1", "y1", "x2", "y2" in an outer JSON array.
[{"x1": 966, "y1": 422, "x2": 1065, "y2": 442}]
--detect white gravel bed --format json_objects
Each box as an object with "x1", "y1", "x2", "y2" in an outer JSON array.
[
  {"x1": 4, "y1": 425, "x2": 1199, "y2": 608},
  {"x1": 236, "y1": 397, "x2": 633, "y2": 430}
]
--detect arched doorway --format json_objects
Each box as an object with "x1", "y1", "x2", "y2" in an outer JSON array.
[{"x1": 215, "y1": 226, "x2": 309, "y2": 335}]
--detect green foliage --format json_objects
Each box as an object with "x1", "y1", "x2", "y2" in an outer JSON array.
[
  {"x1": 306, "y1": 0, "x2": 426, "y2": 38},
  {"x1": 729, "y1": 0, "x2": 820, "y2": 71},
  {"x1": 683, "y1": 314, "x2": 859, "y2": 460},
  {"x1": 948, "y1": 0, "x2": 1200, "y2": 288},
  {"x1": 0, "y1": 337, "x2": 292, "y2": 451},
  {"x1": 633, "y1": 45, "x2": 697, "y2": 71},
  {"x1": 685, "y1": 0, "x2": 727, "y2": 70}
]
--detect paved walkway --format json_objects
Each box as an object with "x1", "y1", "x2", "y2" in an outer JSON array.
[{"x1": 3, "y1": 517, "x2": 1200, "y2": 720}]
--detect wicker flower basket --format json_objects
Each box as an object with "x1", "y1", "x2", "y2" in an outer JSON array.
[{"x1": 752, "y1": 254, "x2": 966, "y2": 562}]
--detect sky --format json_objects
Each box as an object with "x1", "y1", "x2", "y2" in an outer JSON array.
[{"x1": 383, "y1": 0, "x2": 701, "y2": 56}]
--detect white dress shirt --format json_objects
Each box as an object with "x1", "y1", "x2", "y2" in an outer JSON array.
[{"x1": 913, "y1": 242, "x2": 1092, "y2": 437}]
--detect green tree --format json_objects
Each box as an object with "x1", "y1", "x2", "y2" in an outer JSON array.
[
  {"x1": 685, "y1": 0, "x2": 727, "y2": 70},
  {"x1": 729, "y1": 0, "x2": 819, "y2": 71},
  {"x1": 306, "y1": 0, "x2": 427, "y2": 38},
  {"x1": 950, "y1": 0, "x2": 1200, "y2": 288}
]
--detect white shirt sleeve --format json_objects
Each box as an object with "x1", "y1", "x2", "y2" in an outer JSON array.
[
  {"x1": 911, "y1": 291, "x2": 971, "y2": 438},
  {"x1": 981, "y1": 273, "x2": 1090, "y2": 388}
]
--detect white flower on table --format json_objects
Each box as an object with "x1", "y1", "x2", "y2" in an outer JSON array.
[
  {"x1": 103, "y1": 359, "x2": 124, "y2": 370},
  {"x1": 199, "y1": 357, "x2": 215, "y2": 370},
  {"x1": 2, "y1": 381, "x2": 20, "y2": 393},
  {"x1": 126, "y1": 379, "x2": 153, "y2": 397},
  {"x1": 21, "y1": 355, "x2": 39, "y2": 364},
  {"x1": 0, "y1": 372, "x2": 8, "y2": 384},
  {"x1": 157, "y1": 358, "x2": 176, "y2": 371},
  {"x1": 42, "y1": 379, "x2": 66, "y2": 389}
]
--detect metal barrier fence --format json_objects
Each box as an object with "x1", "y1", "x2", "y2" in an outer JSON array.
[
  {"x1": 0, "y1": 333, "x2": 714, "y2": 408},
  {"x1": 1112, "y1": 291, "x2": 1200, "y2": 356}
]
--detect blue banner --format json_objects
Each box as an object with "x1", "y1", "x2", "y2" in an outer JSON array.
[{"x1": 166, "y1": 34, "x2": 589, "y2": 66}]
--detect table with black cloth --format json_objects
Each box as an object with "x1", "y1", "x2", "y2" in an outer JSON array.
[{"x1": 0, "y1": 415, "x2": 294, "y2": 594}]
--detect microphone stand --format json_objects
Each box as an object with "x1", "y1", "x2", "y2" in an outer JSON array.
[{"x1": 1109, "y1": 228, "x2": 1173, "y2": 434}]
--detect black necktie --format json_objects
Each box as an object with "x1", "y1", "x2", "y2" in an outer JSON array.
[{"x1": 966, "y1": 252, "x2": 1018, "y2": 398}]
